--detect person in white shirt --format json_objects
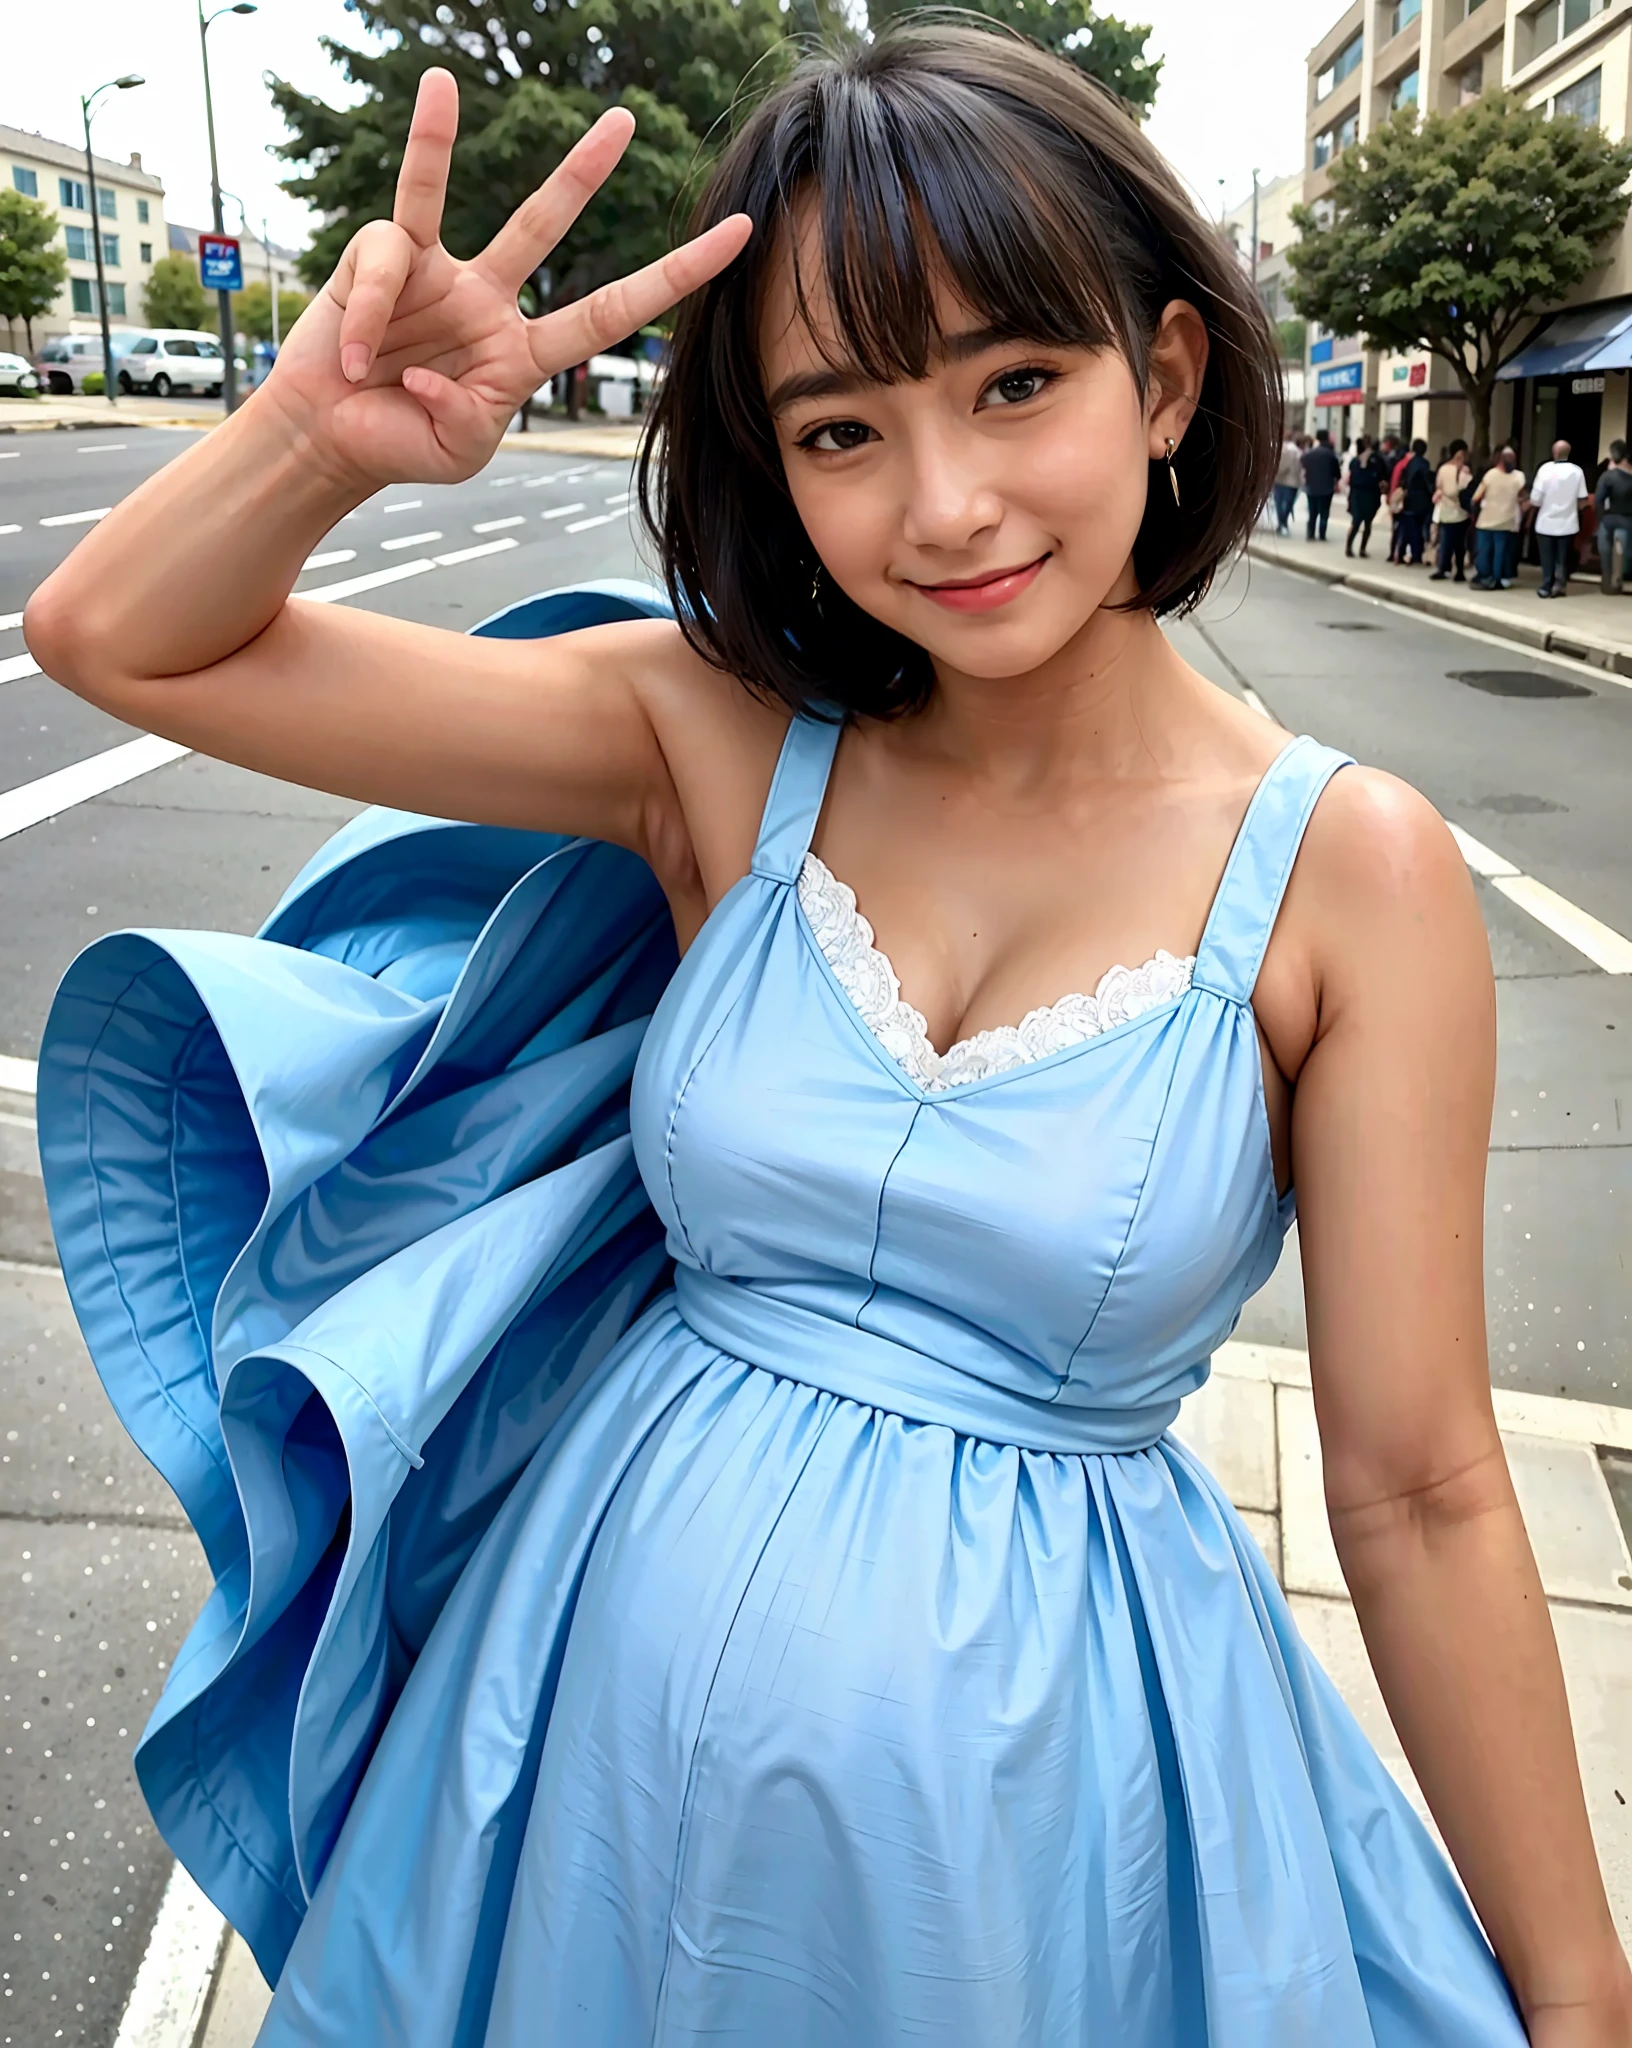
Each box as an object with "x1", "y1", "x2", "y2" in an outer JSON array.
[{"x1": 1529, "y1": 438, "x2": 1590, "y2": 599}]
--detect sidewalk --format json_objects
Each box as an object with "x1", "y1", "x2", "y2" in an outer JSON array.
[
  {"x1": 4, "y1": 1078, "x2": 1629, "y2": 2043},
  {"x1": 1249, "y1": 521, "x2": 1632, "y2": 680}
]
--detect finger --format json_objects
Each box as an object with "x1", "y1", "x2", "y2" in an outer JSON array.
[
  {"x1": 333, "y1": 220, "x2": 415, "y2": 383},
  {"x1": 394, "y1": 68, "x2": 459, "y2": 249},
  {"x1": 399, "y1": 363, "x2": 492, "y2": 459},
  {"x1": 528, "y1": 214, "x2": 753, "y2": 375},
  {"x1": 473, "y1": 107, "x2": 636, "y2": 298}
]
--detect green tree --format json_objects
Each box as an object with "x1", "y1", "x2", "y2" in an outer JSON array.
[
  {"x1": 1276, "y1": 315, "x2": 1306, "y2": 362},
  {"x1": 142, "y1": 252, "x2": 210, "y2": 331},
  {"x1": 268, "y1": 0, "x2": 831, "y2": 307},
  {"x1": 1289, "y1": 91, "x2": 1632, "y2": 461},
  {"x1": 864, "y1": 0, "x2": 1160, "y2": 116},
  {"x1": 0, "y1": 187, "x2": 69, "y2": 354},
  {"x1": 233, "y1": 279, "x2": 311, "y2": 344}
]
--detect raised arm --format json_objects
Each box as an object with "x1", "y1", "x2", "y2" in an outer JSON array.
[
  {"x1": 1284, "y1": 771, "x2": 1632, "y2": 2043},
  {"x1": 23, "y1": 71, "x2": 754, "y2": 885}
]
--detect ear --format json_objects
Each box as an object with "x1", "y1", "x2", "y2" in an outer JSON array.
[{"x1": 1145, "y1": 299, "x2": 1208, "y2": 460}]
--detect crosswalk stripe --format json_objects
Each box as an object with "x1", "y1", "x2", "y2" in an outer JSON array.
[{"x1": 0, "y1": 734, "x2": 191, "y2": 844}]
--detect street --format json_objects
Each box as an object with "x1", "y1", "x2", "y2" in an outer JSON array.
[{"x1": 2, "y1": 430, "x2": 1629, "y2": 2046}]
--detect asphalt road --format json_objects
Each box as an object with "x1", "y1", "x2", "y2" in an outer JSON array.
[{"x1": 1, "y1": 434, "x2": 1628, "y2": 2045}]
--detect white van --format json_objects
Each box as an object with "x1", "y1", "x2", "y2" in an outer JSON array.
[{"x1": 115, "y1": 331, "x2": 244, "y2": 398}]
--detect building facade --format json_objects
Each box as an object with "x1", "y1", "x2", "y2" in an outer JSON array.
[
  {"x1": 2, "y1": 124, "x2": 167, "y2": 348},
  {"x1": 1301, "y1": 0, "x2": 1632, "y2": 464},
  {"x1": 1221, "y1": 172, "x2": 1310, "y2": 421}
]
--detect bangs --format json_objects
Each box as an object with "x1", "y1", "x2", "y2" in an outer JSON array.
[
  {"x1": 639, "y1": 22, "x2": 1284, "y2": 721},
  {"x1": 779, "y1": 68, "x2": 1151, "y2": 393}
]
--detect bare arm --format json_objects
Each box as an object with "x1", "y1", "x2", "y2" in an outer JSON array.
[
  {"x1": 23, "y1": 71, "x2": 753, "y2": 884},
  {"x1": 1287, "y1": 772, "x2": 1631, "y2": 2041}
]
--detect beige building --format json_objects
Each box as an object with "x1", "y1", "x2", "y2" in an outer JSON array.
[
  {"x1": 2, "y1": 122, "x2": 167, "y2": 347},
  {"x1": 1221, "y1": 171, "x2": 1310, "y2": 416},
  {"x1": 1302, "y1": 0, "x2": 1632, "y2": 463}
]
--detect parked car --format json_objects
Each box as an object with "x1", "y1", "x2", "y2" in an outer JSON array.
[
  {"x1": 0, "y1": 352, "x2": 41, "y2": 396},
  {"x1": 114, "y1": 330, "x2": 246, "y2": 399},
  {"x1": 35, "y1": 334, "x2": 124, "y2": 394}
]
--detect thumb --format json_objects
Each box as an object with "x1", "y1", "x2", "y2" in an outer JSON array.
[{"x1": 400, "y1": 363, "x2": 498, "y2": 457}]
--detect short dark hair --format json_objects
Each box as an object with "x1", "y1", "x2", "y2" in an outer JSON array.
[
  {"x1": 1449, "y1": 438, "x2": 1468, "y2": 456},
  {"x1": 1611, "y1": 439, "x2": 1628, "y2": 461},
  {"x1": 640, "y1": 23, "x2": 1285, "y2": 719},
  {"x1": 1315, "y1": 428, "x2": 1330, "y2": 445},
  {"x1": 1411, "y1": 438, "x2": 1427, "y2": 455}
]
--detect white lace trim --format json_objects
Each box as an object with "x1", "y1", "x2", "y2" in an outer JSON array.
[{"x1": 797, "y1": 852, "x2": 1195, "y2": 1091}]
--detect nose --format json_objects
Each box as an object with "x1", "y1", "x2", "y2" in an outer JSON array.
[{"x1": 898, "y1": 423, "x2": 1005, "y2": 557}]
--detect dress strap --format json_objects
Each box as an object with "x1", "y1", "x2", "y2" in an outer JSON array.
[
  {"x1": 750, "y1": 714, "x2": 844, "y2": 884},
  {"x1": 1193, "y1": 734, "x2": 1354, "y2": 1004}
]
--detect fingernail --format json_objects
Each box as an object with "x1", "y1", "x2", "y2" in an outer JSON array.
[{"x1": 341, "y1": 344, "x2": 370, "y2": 383}]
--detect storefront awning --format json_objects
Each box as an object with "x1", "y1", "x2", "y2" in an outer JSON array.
[{"x1": 1497, "y1": 297, "x2": 1632, "y2": 380}]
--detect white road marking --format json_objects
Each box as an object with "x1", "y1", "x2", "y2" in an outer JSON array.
[
  {"x1": 541, "y1": 502, "x2": 585, "y2": 520},
  {"x1": 0, "y1": 653, "x2": 41, "y2": 683},
  {"x1": 110, "y1": 1861, "x2": 226, "y2": 2048},
  {"x1": 381, "y1": 530, "x2": 442, "y2": 551},
  {"x1": 1489, "y1": 874, "x2": 1632, "y2": 973},
  {"x1": 294, "y1": 559, "x2": 437, "y2": 603},
  {"x1": 473, "y1": 516, "x2": 525, "y2": 533},
  {"x1": 301, "y1": 548, "x2": 356, "y2": 572},
  {"x1": 602, "y1": 491, "x2": 630, "y2": 506},
  {"x1": 0, "y1": 733, "x2": 190, "y2": 844},
  {"x1": 434, "y1": 537, "x2": 518, "y2": 566},
  {"x1": 40, "y1": 507, "x2": 110, "y2": 527},
  {"x1": 1314, "y1": 578, "x2": 1632, "y2": 693},
  {"x1": 523, "y1": 466, "x2": 591, "y2": 487},
  {"x1": 0, "y1": 524, "x2": 20, "y2": 536},
  {"x1": 0, "y1": 450, "x2": 19, "y2": 459},
  {"x1": 1445, "y1": 822, "x2": 1632, "y2": 971},
  {"x1": 77, "y1": 442, "x2": 126, "y2": 453},
  {"x1": 381, "y1": 499, "x2": 423, "y2": 513},
  {"x1": 0, "y1": 1053, "x2": 36, "y2": 1093},
  {"x1": 0, "y1": 610, "x2": 24, "y2": 630},
  {"x1": 1239, "y1": 683, "x2": 1272, "y2": 719},
  {"x1": 489, "y1": 476, "x2": 523, "y2": 488},
  {"x1": 565, "y1": 512, "x2": 618, "y2": 534}
]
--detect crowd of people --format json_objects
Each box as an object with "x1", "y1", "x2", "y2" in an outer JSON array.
[{"x1": 1273, "y1": 425, "x2": 1632, "y2": 597}]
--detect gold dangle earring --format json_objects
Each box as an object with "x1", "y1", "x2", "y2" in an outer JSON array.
[
  {"x1": 810, "y1": 561, "x2": 824, "y2": 609},
  {"x1": 1164, "y1": 437, "x2": 1181, "y2": 508}
]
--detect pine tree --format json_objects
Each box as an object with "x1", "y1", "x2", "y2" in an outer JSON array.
[
  {"x1": 864, "y1": 1, "x2": 1160, "y2": 115},
  {"x1": 270, "y1": 0, "x2": 826, "y2": 307},
  {"x1": 0, "y1": 187, "x2": 69, "y2": 354}
]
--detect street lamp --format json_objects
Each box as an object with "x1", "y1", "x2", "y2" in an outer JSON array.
[
  {"x1": 80, "y1": 74, "x2": 144, "y2": 411},
  {"x1": 197, "y1": 0, "x2": 257, "y2": 414}
]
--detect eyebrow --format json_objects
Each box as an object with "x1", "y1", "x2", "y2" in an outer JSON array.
[{"x1": 765, "y1": 325, "x2": 1020, "y2": 416}]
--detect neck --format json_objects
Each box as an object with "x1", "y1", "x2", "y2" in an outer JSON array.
[{"x1": 906, "y1": 581, "x2": 1204, "y2": 788}]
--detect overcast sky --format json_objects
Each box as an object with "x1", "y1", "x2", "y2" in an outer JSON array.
[{"x1": 6, "y1": 0, "x2": 1334, "y2": 259}]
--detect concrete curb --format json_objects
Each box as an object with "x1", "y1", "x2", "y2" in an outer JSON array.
[
  {"x1": 109, "y1": 1864, "x2": 227, "y2": 2048},
  {"x1": 1245, "y1": 536, "x2": 1632, "y2": 678},
  {"x1": 0, "y1": 411, "x2": 217, "y2": 436}
]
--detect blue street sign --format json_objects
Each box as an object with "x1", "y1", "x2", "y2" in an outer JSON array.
[{"x1": 199, "y1": 234, "x2": 243, "y2": 293}]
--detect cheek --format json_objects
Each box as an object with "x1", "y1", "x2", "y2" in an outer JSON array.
[
  {"x1": 785, "y1": 463, "x2": 896, "y2": 585},
  {"x1": 1019, "y1": 397, "x2": 1151, "y2": 555}
]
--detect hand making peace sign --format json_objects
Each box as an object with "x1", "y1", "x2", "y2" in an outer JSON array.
[{"x1": 266, "y1": 68, "x2": 752, "y2": 489}]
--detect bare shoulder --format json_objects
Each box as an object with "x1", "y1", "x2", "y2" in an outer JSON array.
[{"x1": 1259, "y1": 761, "x2": 1492, "y2": 1079}]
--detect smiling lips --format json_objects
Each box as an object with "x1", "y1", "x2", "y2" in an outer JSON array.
[{"x1": 909, "y1": 554, "x2": 1049, "y2": 613}]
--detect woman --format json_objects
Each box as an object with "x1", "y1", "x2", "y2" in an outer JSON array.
[
  {"x1": 1431, "y1": 437, "x2": 1474, "y2": 582},
  {"x1": 1345, "y1": 432, "x2": 1386, "y2": 556},
  {"x1": 23, "y1": 30, "x2": 1630, "y2": 2047}
]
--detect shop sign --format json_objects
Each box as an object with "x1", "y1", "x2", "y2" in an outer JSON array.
[
  {"x1": 1316, "y1": 360, "x2": 1364, "y2": 403},
  {"x1": 1572, "y1": 375, "x2": 1606, "y2": 394}
]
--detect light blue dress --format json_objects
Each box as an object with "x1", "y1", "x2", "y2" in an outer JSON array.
[{"x1": 37, "y1": 585, "x2": 1526, "y2": 2044}]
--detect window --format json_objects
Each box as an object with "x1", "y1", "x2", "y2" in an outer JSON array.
[
  {"x1": 64, "y1": 224, "x2": 89, "y2": 261},
  {"x1": 1313, "y1": 127, "x2": 1334, "y2": 168},
  {"x1": 1459, "y1": 53, "x2": 1483, "y2": 103},
  {"x1": 11, "y1": 165, "x2": 38, "y2": 198},
  {"x1": 139, "y1": 240, "x2": 152, "y2": 264},
  {"x1": 1390, "y1": 0, "x2": 1422, "y2": 35},
  {"x1": 167, "y1": 338, "x2": 199, "y2": 357},
  {"x1": 1315, "y1": 31, "x2": 1363, "y2": 99},
  {"x1": 70, "y1": 277, "x2": 94, "y2": 313},
  {"x1": 1530, "y1": 0, "x2": 1608, "y2": 58},
  {"x1": 105, "y1": 282, "x2": 126, "y2": 316},
  {"x1": 1336, "y1": 110, "x2": 1359, "y2": 150},
  {"x1": 101, "y1": 233, "x2": 119, "y2": 267},
  {"x1": 1391, "y1": 66, "x2": 1420, "y2": 108},
  {"x1": 1556, "y1": 66, "x2": 1602, "y2": 124},
  {"x1": 97, "y1": 186, "x2": 116, "y2": 219},
  {"x1": 136, "y1": 197, "x2": 149, "y2": 223},
  {"x1": 131, "y1": 336, "x2": 158, "y2": 355},
  {"x1": 58, "y1": 176, "x2": 87, "y2": 211}
]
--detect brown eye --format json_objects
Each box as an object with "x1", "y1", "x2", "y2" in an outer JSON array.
[
  {"x1": 982, "y1": 368, "x2": 1052, "y2": 408},
  {"x1": 803, "y1": 419, "x2": 876, "y2": 453}
]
